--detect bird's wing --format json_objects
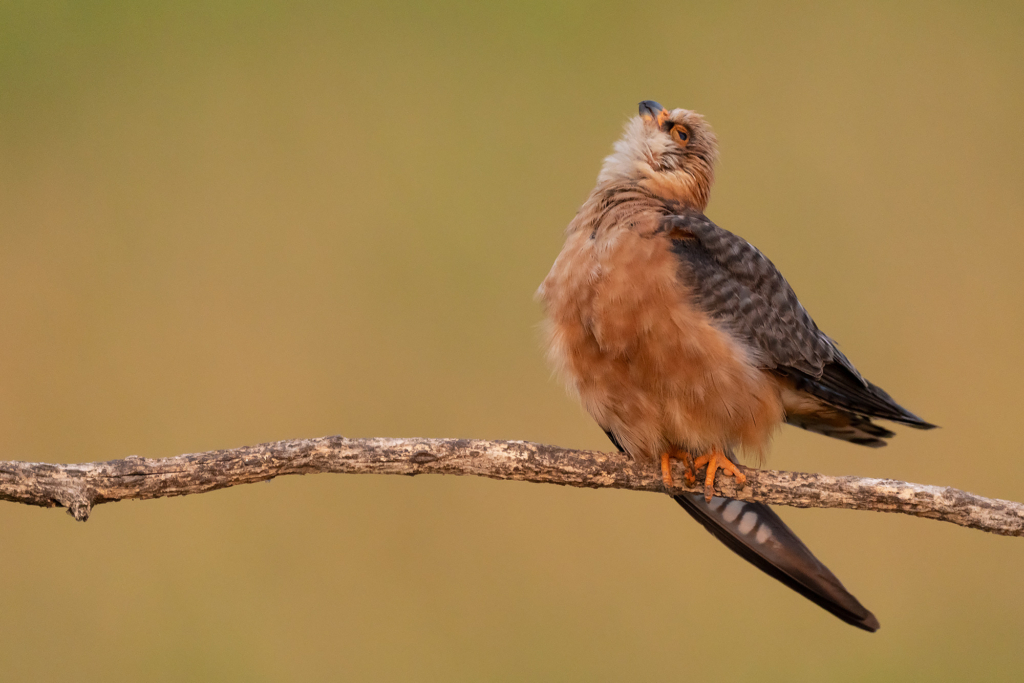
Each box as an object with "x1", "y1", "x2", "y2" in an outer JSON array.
[
  {"x1": 661, "y1": 211, "x2": 933, "y2": 430},
  {"x1": 661, "y1": 210, "x2": 840, "y2": 376}
]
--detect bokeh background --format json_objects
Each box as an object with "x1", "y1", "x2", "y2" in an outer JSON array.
[{"x1": 1, "y1": 1, "x2": 1022, "y2": 680}]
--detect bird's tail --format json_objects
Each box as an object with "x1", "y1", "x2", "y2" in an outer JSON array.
[
  {"x1": 600, "y1": 430, "x2": 876, "y2": 629},
  {"x1": 672, "y1": 493, "x2": 879, "y2": 631}
]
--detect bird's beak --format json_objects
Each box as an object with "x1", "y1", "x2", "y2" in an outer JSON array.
[{"x1": 639, "y1": 100, "x2": 669, "y2": 126}]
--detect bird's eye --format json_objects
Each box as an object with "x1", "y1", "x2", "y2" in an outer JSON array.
[{"x1": 671, "y1": 126, "x2": 689, "y2": 144}]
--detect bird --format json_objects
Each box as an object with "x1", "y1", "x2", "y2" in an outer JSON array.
[{"x1": 536, "y1": 100, "x2": 935, "y2": 632}]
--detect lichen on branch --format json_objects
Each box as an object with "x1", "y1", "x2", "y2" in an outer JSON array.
[{"x1": 0, "y1": 436, "x2": 1020, "y2": 536}]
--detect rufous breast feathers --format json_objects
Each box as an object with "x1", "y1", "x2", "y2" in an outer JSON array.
[{"x1": 538, "y1": 200, "x2": 785, "y2": 462}]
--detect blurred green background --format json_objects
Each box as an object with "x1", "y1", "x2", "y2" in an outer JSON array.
[{"x1": 1, "y1": 1, "x2": 1022, "y2": 680}]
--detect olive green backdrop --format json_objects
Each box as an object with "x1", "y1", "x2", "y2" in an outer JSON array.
[{"x1": 1, "y1": 1, "x2": 1022, "y2": 681}]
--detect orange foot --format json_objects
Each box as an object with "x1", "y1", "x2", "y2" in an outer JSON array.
[
  {"x1": 660, "y1": 446, "x2": 696, "y2": 489},
  {"x1": 692, "y1": 449, "x2": 747, "y2": 502}
]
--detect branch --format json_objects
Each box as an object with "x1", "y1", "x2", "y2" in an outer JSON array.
[{"x1": 0, "y1": 436, "x2": 1020, "y2": 536}]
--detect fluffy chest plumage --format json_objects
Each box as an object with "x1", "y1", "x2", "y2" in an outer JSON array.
[{"x1": 538, "y1": 206, "x2": 784, "y2": 462}]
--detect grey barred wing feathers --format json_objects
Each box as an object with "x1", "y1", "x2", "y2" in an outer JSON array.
[
  {"x1": 662, "y1": 210, "x2": 844, "y2": 377},
  {"x1": 662, "y1": 210, "x2": 934, "y2": 431}
]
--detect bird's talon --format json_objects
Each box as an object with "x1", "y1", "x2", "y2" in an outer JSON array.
[
  {"x1": 681, "y1": 452, "x2": 697, "y2": 485},
  {"x1": 692, "y1": 449, "x2": 746, "y2": 502},
  {"x1": 661, "y1": 447, "x2": 696, "y2": 490}
]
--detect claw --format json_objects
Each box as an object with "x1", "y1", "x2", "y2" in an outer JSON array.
[
  {"x1": 681, "y1": 451, "x2": 697, "y2": 485},
  {"x1": 692, "y1": 449, "x2": 747, "y2": 502},
  {"x1": 660, "y1": 452, "x2": 673, "y2": 488},
  {"x1": 660, "y1": 446, "x2": 697, "y2": 490}
]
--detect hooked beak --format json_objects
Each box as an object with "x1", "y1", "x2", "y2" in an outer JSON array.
[{"x1": 639, "y1": 100, "x2": 669, "y2": 126}]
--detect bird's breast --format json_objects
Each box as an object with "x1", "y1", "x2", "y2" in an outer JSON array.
[{"x1": 539, "y1": 215, "x2": 784, "y2": 462}]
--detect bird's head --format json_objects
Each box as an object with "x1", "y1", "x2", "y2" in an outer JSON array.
[{"x1": 597, "y1": 100, "x2": 719, "y2": 210}]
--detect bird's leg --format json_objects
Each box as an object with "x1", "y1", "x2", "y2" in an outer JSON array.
[
  {"x1": 691, "y1": 448, "x2": 747, "y2": 502},
  {"x1": 660, "y1": 446, "x2": 696, "y2": 489}
]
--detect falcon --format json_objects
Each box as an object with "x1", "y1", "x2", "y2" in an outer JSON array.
[{"x1": 536, "y1": 100, "x2": 934, "y2": 631}]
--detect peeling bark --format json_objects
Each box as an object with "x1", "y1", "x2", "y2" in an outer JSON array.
[{"x1": 0, "y1": 436, "x2": 1020, "y2": 536}]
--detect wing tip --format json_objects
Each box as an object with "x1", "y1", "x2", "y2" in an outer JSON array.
[
  {"x1": 864, "y1": 380, "x2": 938, "y2": 430},
  {"x1": 889, "y1": 409, "x2": 938, "y2": 431},
  {"x1": 850, "y1": 437, "x2": 888, "y2": 448}
]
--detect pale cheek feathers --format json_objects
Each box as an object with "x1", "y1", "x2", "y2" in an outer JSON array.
[
  {"x1": 597, "y1": 117, "x2": 664, "y2": 185},
  {"x1": 596, "y1": 116, "x2": 712, "y2": 210},
  {"x1": 539, "y1": 229, "x2": 784, "y2": 460}
]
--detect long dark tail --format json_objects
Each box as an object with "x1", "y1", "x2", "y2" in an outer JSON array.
[
  {"x1": 673, "y1": 493, "x2": 878, "y2": 631},
  {"x1": 602, "y1": 431, "x2": 878, "y2": 631}
]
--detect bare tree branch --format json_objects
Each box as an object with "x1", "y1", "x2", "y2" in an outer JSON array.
[{"x1": 0, "y1": 436, "x2": 1020, "y2": 536}]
